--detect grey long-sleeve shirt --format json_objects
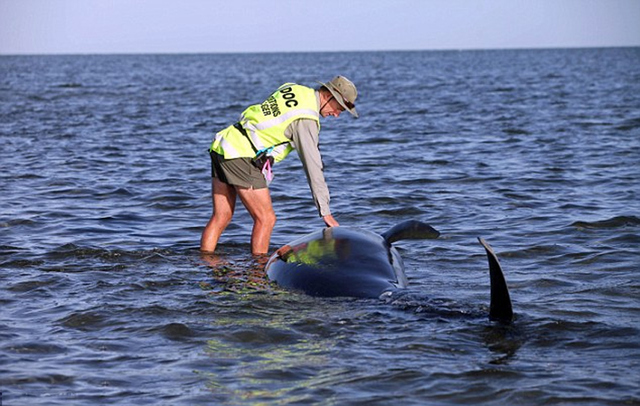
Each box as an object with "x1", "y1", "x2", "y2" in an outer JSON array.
[{"x1": 283, "y1": 117, "x2": 332, "y2": 217}]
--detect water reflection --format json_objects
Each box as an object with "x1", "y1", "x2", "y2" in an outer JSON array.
[
  {"x1": 200, "y1": 253, "x2": 273, "y2": 294},
  {"x1": 199, "y1": 294, "x2": 341, "y2": 404},
  {"x1": 483, "y1": 324, "x2": 524, "y2": 365},
  {"x1": 275, "y1": 228, "x2": 352, "y2": 266}
]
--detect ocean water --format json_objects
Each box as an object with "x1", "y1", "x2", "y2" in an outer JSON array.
[{"x1": 1, "y1": 48, "x2": 639, "y2": 405}]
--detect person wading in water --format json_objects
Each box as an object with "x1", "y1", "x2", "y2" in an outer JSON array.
[{"x1": 201, "y1": 76, "x2": 358, "y2": 255}]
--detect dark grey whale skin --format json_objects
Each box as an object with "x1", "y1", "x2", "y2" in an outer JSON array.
[{"x1": 266, "y1": 221, "x2": 514, "y2": 324}]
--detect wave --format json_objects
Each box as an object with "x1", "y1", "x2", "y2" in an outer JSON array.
[
  {"x1": 54, "y1": 83, "x2": 83, "y2": 88},
  {"x1": 571, "y1": 215, "x2": 640, "y2": 229}
]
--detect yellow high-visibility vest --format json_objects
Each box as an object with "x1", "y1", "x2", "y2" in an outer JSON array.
[{"x1": 210, "y1": 83, "x2": 320, "y2": 163}]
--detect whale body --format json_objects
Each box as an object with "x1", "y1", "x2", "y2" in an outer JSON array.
[{"x1": 265, "y1": 220, "x2": 514, "y2": 323}]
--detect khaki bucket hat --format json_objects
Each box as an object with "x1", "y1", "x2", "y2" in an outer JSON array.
[{"x1": 317, "y1": 76, "x2": 358, "y2": 118}]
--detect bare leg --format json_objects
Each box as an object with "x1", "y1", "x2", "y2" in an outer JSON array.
[
  {"x1": 200, "y1": 178, "x2": 237, "y2": 252},
  {"x1": 236, "y1": 187, "x2": 276, "y2": 255}
]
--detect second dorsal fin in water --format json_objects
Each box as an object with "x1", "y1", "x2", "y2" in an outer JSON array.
[
  {"x1": 478, "y1": 237, "x2": 514, "y2": 324},
  {"x1": 381, "y1": 220, "x2": 440, "y2": 244}
]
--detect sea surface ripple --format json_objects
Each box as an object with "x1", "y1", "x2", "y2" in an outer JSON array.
[{"x1": 1, "y1": 48, "x2": 639, "y2": 405}]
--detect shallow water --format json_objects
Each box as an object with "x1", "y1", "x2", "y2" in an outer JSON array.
[{"x1": 1, "y1": 48, "x2": 640, "y2": 405}]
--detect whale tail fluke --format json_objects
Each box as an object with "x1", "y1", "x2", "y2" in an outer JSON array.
[
  {"x1": 381, "y1": 220, "x2": 440, "y2": 244},
  {"x1": 478, "y1": 238, "x2": 514, "y2": 324}
]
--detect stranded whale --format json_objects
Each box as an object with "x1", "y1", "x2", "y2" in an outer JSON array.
[{"x1": 265, "y1": 220, "x2": 513, "y2": 324}]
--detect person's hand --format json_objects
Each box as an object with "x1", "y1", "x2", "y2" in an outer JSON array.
[{"x1": 322, "y1": 214, "x2": 340, "y2": 227}]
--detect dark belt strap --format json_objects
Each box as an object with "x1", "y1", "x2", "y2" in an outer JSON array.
[{"x1": 233, "y1": 122, "x2": 258, "y2": 153}]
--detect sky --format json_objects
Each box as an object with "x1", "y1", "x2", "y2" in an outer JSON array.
[{"x1": 1, "y1": 0, "x2": 639, "y2": 55}]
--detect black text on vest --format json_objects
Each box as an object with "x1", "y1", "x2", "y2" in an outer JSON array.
[{"x1": 280, "y1": 87, "x2": 298, "y2": 108}]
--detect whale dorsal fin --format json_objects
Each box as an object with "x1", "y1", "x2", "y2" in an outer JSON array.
[
  {"x1": 478, "y1": 238, "x2": 514, "y2": 324},
  {"x1": 381, "y1": 220, "x2": 440, "y2": 244}
]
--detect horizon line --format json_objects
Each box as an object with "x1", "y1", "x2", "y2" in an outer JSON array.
[{"x1": 2, "y1": 44, "x2": 639, "y2": 57}]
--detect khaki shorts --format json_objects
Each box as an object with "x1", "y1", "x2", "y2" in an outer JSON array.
[{"x1": 210, "y1": 151, "x2": 268, "y2": 189}]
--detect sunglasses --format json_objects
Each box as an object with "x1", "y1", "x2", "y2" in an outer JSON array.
[
  {"x1": 333, "y1": 93, "x2": 354, "y2": 110},
  {"x1": 342, "y1": 98, "x2": 355, "y2": 110}
]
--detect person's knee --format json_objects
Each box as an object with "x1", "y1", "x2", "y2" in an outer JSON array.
[
  {"x1": 267, "y1": 211, "x2": 277, "y2": 228},
  {"x1": 214, "y1": 208, "x2": 234, "y2": 226},
  {"x1": 259, "y1": 210, "x2": 276, "y2": 229}
]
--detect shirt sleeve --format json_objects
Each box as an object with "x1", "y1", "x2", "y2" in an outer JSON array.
[{"x1": 285, "y1": 119, "x2": 332, "y2": 217}]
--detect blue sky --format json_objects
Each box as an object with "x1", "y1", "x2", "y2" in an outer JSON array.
[{"x1": 1, "y1": 0, "x2": 639, "y2": 55}]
